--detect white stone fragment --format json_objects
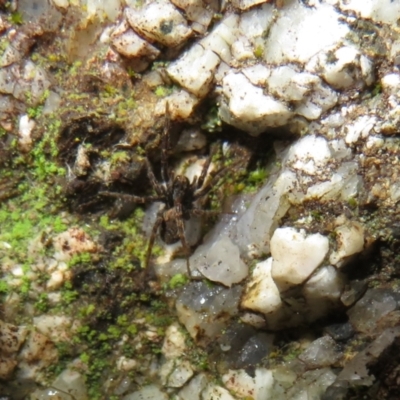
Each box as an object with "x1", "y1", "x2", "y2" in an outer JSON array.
[
  {"x1": 390, "y1": 183, "x2": 400, "y2": 203},
  {"x1": 51, "y1": 0, "x2": 69, "y2": 9},
  {"x1": 345, "y1": 115, "x2": 376, "y2": 144},
  {"x1": 201, "y1": 384, "x2": 236, "y2": 400},
  {"x1": 178, "y1": 373, "x2": 208, "y2": 400},
  {"x1": 222, "y1": 368, "x2": 274, "y2": 400},
  {"x1": 271, "y1": 228, "x2": 329, "y2": 290},
  {"x1": 126, "y1": 1, "x2": 192, "y2": 47},
  {"x1": 329, "y1": 222, "x2": 364, "y2": 267},
  {"x1": 123, "y1": 384, "x2": 168, "y2": 400},
  {"x1": 382, "y1": 73, "x2": 400, "y2": 93},
  {"x1": 231, "y1": 0, "x2": 265, "y2": 11},
  {"x1": 18, "y1": 329, "x2": 58, "y2": 379},
  {"x1": 200, "y1": 15, "x2": 239, "y2": 63},
  {"x1": 305, "y1": 161, "x2": 359, "y2": 201},
  {"x1": 155, "y1": 90, "x2": 199, "y2": 120},
  {"x1": 242, "y1": 64, "x2": 271, "y2": 86},
  {"x1": 87, "y1": 0, "x2": 121, "y2": 21},
  {"x1": 30, "y1": 368, "x2": 88, "y2": 400},
  {"x1": 303, "y1": 265, "x2": 345, "y2": 320},
  {"x1": 160, "y1": 359, "x2": 194, "y2": 388},
  {"x1": 235, "y1": 170, "x2": 297, "y2": 256},
  {"x1": 18, "y1": 115, "x2": 35, "y2": 151},
  {"x1": 268, "y1": 66, "x2": 316, "y2": 102},
  {"x1": 167, "y1": 44, "x2": 220, "y2": 98},
  {"x1": 162, "y1": 323, "x2": 187, "y2": 359},
  {"x1": 193, "y1": 235, "x2": 248, "y2": 287},
  {"x1": 240, "y1": 312, "x2": 266, "y2": 329},
  {"x1": 15, "y1": 61, "x2": 50, "y2": 104},
  {"x1": 46, "y1": 270, "x2": 65, "y2": 291},
  {"x1": 298, "y1": 336, "x2": 340, "y2": 368},
  {"x1": 295, "y1": 81, "x2": 338, "y2": 120},
  {"x1": 0, "y1": 66, "x2": 16, "y2": 94},
  {"x1": 286, "y1": 135, "x2": 331, "y2": 175},
  {"x1": 116, "y1": 356, "x2": 137, "y2": 371},
  {"x1": 307, "y1": 46, "x2": 374, "y2": 89},
  {"x1": 34, "y1": 315, "x2": 79, "y2": 342},
  {"x1": 220, "y1": 72, "x2": 293, "y2": 135},
  {"x1": 170, "y1": 0, "x2": 213, "y2": 33},
  {"x1": 238, "y1": 4, "x2": 274, "y2": 41},
  {"x1": 264, "y1": 2, "x2": 349, "y2": 64},
  {"x1": 0, "y1": 45, "x2": 21, "y2": 67},
  {"x1": 336, "y1": 0, "x2": 400, "y2": 25},
  {"x1": 111, "y1": 29, "x2": 160, "y2": 59},
  {"x1": 241, "y1": 258, "x2": 282, "y2": 315}
]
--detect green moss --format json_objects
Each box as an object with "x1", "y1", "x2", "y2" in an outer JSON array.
[
  {"x1": 201, "y1": 106, "x2": 222, "y2": 133},
  {"x1": 167, "y1": 273, "x2": 188, "y2": 289},
  {"x1": 34, "y1": 293, "x2": 50, "y2": 313},
  {"x1": 0, "y1": 279, "x2": 10, "y2": 294},
  {"x1": 154, "y1": 85, "x2": 173, "y2": 97},
  {"x1": 10, "y1": 11, "x2": 23, "y2": 25},
  {"x1": 347, "y1": 197, "x2": 358, "y2": 209},
  {"x1": 27, "y1": 105, "x2": 43, "y2": 119},
  {"x1": 253, "y1": 44, "x2": 264, "y2": 59}
]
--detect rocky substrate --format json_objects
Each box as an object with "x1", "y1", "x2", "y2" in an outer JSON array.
[{"x1": 2, "y1": 0, "x2": 400, "y2": 399}]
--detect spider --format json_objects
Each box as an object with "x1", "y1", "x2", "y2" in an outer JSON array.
[{"x1": 100, "y1": 104, "x2": 228, "y2": 274}]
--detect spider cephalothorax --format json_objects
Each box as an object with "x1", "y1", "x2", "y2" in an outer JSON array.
[{"x1": 100, "y1": 104, "x2": 226, "y2": 272}]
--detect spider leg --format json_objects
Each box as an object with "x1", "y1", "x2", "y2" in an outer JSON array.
[
  {"x1": 193, "y1": 165, "x2": 229, "y2": 200},
  {"x1": 145, "y1": 158, "x2": 166, "y2": 197},
  {"x1": 161, "y1": 102, "x2": 171, "y2": 185},
  {"x1": 194, "y1": 144, "x2": 218, "y2": 190},
  {"x1": 144, "y1": 209, "x2": 164, "y2": 270},
  {"x1": 175, "y1": 204, "x2": 191, "y2": 276},
  {"x1": 193, "y1": 159, "x2": 244, "y2": 200},
  {"x1": 99, "y1": 191, "x2": 161, "y2": 204},
  {"x1": 189, "y1": 209, "x2": 220, "y2": 218}
]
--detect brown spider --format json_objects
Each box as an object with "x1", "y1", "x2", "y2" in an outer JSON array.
[{"x1": 100, "y1": 104, "x2": 227, "y2": 273}]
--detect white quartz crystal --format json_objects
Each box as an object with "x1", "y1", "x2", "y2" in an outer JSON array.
[
  {"x1": 285, "y1": 135, "x2": 331, "y2": 175},
  {"x1": 123, "y1": 385, "x2": 169, "y2": 400},
  {"x1": 220, "y1": 72, "x2": 293, "y2": 135},
  {"x1": 126, "y1": 1, "x2": 192, "y2": 47},
  {"x1": 222, "y1": 368, "x2": 274, "y2": 400},
  {"x1": 201, "y1": 384, "x2": 236, "y2": 400},
  {"x1": 167, "y1": 44, "x2": 220, "y2": 98},
  {"x1": 344, "y1": 115, "x2": 376, "y2": 145},
  {"x1": 303, "y1": 265, "x2": 345, "y2": 320},
  {"x1": 329, "y1": 222, "x2": 365, "y2": 267},
  {"x1": 162, "y1": 323, "x2": 187, "y2": 359},
  {"x1": 111, "y1": 29, "x2": 160, "y2": 59},
  {"x1": 170, "y1": 0, "x2": 213, "y2": 33},
  {"x1": 192, "y1": 235, "x2": 248, "y2": 287},
  {"x1": 335, "y1": 0, "x2": 400, "y2": 25},
  {"x1": 307, "y1": 45, "x2": 374, "y2": 89},
  {"x1": 264, "y1": 2, "x2": 349, "y2": 64},
  {"x1": 271, "y1": 228, "x2": 329, "y2": 290},
  {"x1": 241, "y1": 258, "x2": 282, "y2": 315},
  {"x1": 234, "y1": 170, "x2": 297, "y2": 257},
  {"x1": 178, "y1": 373, "x2": 208, "y2": 400}
]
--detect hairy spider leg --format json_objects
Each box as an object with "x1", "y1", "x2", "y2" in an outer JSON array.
[
  {"x1": 99, "y1": 191, "x2": 161, "y2": 204},
  {"x1": 195, "y1": 151, "x2": 213, "y2": 190},
  {"x1": 145, "y1": 158, "x2": 167, "y2": 198},
  {"x1": 189, "y1": 208, "x2": 220, "y2": 218},
  {"x1": 144, "y1": 209, "x2": 164, "y2": 270},
  {"x1": 175, "y1": 203, "x2": 191, "y2": 276},
  {"x1": 193, "y1": 159, "x2": 244, "y2": 200}
]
